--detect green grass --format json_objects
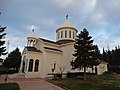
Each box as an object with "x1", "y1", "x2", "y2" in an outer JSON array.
[
  {"x1": 0, "y1": 83, "x2": 20, "y2": 90},
  {"x1": 48, "y1": 74, "x2": 120, "y2": 90}
]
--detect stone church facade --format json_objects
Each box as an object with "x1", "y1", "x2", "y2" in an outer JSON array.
[{"x1": 19, "y1": 17, "x2": 108, "y2": 78}]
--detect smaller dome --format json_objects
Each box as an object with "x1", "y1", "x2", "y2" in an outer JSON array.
[{"x1": 27, "y1": 29, "x2": 36, "y2": 38}]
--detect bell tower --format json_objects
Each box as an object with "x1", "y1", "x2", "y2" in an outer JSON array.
[
  {"x1": 27, "y1": 29, "x2": 37, "y2": 47},
  {"x1": 56, "y1": 15, "x2": 78, "y2": 44}
]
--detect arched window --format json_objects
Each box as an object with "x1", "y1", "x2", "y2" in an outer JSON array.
[
  {"x1": 52, "y1": 62, "x2": 56, "y2": 73},
  {"x1": 34, "y1": 60, "x2": 39, "y2": 72},
  {"x1": 73, "y1": 32, "x2": 75, "y2": 39},
  {"x1": 28, "y1": 59, "x2": 33, "y2": 72}
]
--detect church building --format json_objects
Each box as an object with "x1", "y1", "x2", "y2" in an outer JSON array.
[{"x1": 19, "y1": 16, "x2": 108, "y2": 78}]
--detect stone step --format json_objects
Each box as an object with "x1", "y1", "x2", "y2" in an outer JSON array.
[{"x1": 8, "y1": 73, "x2": 25, "y2": 79}]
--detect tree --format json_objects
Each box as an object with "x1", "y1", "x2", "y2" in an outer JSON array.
[
  {"x1": 94, "y1": 45, "x2": 102, "y2": 60},
  {"x1": 0, "y1": 26, "x2": 7, "y2": 62},
  {"x1": 72, "y1": 28, "x2": 96, "y2": 80},
  {"x1": 3, "y1": 47, "x2": 21, "y2": 72},
  {"x1": 102, "y1": 48, "x2": 107, "y2": 62}
]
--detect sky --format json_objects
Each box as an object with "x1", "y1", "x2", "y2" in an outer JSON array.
[{"x1": 1, "y1": 0, "x2": 120, "y2": 54}]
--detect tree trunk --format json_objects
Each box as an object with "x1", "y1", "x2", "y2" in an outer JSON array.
[{"x1": 84, "y1": 66, "x2": 86, "y2": 80}]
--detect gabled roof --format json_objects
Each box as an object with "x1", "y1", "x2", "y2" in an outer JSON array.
[
  {"x1": 26, "y1": 47, "x2": 42, "y2": 53},
  {"x1": 39, "y1": 38, "x2": 60, "y2": 45},
  {"x1": 39, "y1": 38, "x2": 75, "y2": 45},
  {"x1": 44, "y1": 47, "x2": 62, "y2": 52}
]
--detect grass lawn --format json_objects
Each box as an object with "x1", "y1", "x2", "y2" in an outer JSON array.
[
  {"x1": 48, "y1": 74, "x2": 120, "y2": 90},
  {"x1": 0, "y1": 83, "x2": 20, "y2": 90}
]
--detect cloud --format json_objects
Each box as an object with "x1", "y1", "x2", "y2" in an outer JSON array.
[{"x1": 1, "y1": 0, "x2": 120, "y2": 53}]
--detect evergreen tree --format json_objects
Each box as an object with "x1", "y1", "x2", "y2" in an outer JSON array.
[
  {"x1": 72, "y1": 28, "x2": 96, "y2": 80},
  {"x1": 89, "y1": 45, "x2": 101, "y2": 73},
  {"x1": 102, "y1": 48, "x2": 107, "y2": 62},
  {"x1": 94, "y1": 45, "x2": 102, "y2": 60},
  {"x1": 107, "y1": 50, "x2": 112, "y2": 65},
  {"x1": 3, "y1": 47, "x2": 21, "y2": 72},
  {"x1": 0, "y1": 26, "x2": 7, "y2": 62}
]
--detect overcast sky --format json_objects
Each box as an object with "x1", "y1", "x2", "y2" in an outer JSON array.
[{"x1": 1, "y1": 0, "x2": 120, "y2": 53}]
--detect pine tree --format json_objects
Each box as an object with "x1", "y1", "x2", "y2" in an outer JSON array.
[
  {"x1": 102, "y1": 48, "x2": 107, "y2": 62},
  {"x1": 3, "y1": 47, "x2": 21, "y2": 72},
  {"x1": 72, "y1": 28, "x2": 96, "y2": 80},
  {"x1": 94, "y1": 45, "x2": 102, "y2": 60},
  {"x1": 0, "y1": 26, "x2": 7, "y2": 62}
]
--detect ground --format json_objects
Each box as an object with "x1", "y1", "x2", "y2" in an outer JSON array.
[
  {"x1": 48, "y1": 74, "x2": 120, "y2": 90},
  {"x1": 0, "y1": 75, "x2": 64, "y2": 90},
  {"x1": 1, "y1": 74, "x2": 120, "y2": 90}
]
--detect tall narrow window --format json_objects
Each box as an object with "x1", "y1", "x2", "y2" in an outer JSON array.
[
  {"x1": 73, "y1": 32, "x2": 75, "y2": 39},
  {"x1": 69, "y1": 31, "x2": 71, "y2": 38},
  {"x1": 34, "y1": 60, "x2": 39, "y2": 72},
  {"x1": 61, "y1": 31, "x2": 63, "y2": 38},
  {"x1": 54, "y1": 63, "x2": 56, "y2": 69},
  {"x1": 65, "y1": 31, "x2": 67, "y2": 38},
  {"x1": 58, "y1": 32, "x2": 60, "y2": 39},
  {"x1": 28, "y1": 59, "x2": 33, "y2": 72}
]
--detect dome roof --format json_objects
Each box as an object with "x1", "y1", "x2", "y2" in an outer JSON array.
[
  {"x1": 27, "y1": 29, "x2": 36, "y2": 38},
  {"x1": 56, "y1": 16, "x2": 77, "y2": 32},
  {"x1": 58, "y1": 19, "x2": 75, "y2": 29}
]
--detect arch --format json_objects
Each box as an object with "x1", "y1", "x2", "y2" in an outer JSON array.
[
  {"x1": 28, "y1": 59, "x2": 33, "y2": 72},
  {"x1": 73, "y1": 31, "x2": 75, "y2": 39},
  {"x1": 34, "y1": 59, "x2": 39, "y2": 72},
  {"x1": 51, "y1": 61, "x2": 56, "y2": 73}
]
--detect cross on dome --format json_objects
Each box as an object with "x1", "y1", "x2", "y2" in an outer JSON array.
[
  {"x1": 66, "y1": 15, "x2": 68, "y2": 19},
  {"x1": 32, "y1": 29, "x2": 35, "y2": 32}
]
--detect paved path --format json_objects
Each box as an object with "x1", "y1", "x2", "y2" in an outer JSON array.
[{"x1": 0, "y1": 75, "x2": 65, "y2": 90}]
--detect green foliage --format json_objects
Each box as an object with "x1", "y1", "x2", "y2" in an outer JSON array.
[
  {"x1": 0, "y1": 83, "x2": 19, "y2": 90},
  {"x1": 71, "y1": 28, "x2": 99, "y2": 80},
  {"x1": 3, "y1": 48, "x2": 21, "y2": 72},
  {"x1": 102, "y1": 48, "x2": 108, "y2": 62},
  {"x1": 94, "y1": 45, "x2": 102, "y2": 60},
  {"x1": 0, "y1": 26, "x2": 7, "y2": 61},
  {"x1": 103, "y1": 46, "x2": 120, "y2": 73}
]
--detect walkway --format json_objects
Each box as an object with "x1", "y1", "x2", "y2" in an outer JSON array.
[{"x1": 0, "y1": 75, "x2": 65, "y2": 90}]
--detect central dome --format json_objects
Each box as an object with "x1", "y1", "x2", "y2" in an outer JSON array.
[
  {"x1": 58, "y1": 19, "x2": 75, "y2": 29},
  {"x1": 56, "y1": 16, "x2": 78, "y2": 44}
]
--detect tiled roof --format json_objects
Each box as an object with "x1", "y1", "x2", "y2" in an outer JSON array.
[
  {"x1": 44, "y1": 47, "x2": 62, "y2": 52},
  {"x1": 26, "y1": 47, "x2": 42, "y2": 53}
]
